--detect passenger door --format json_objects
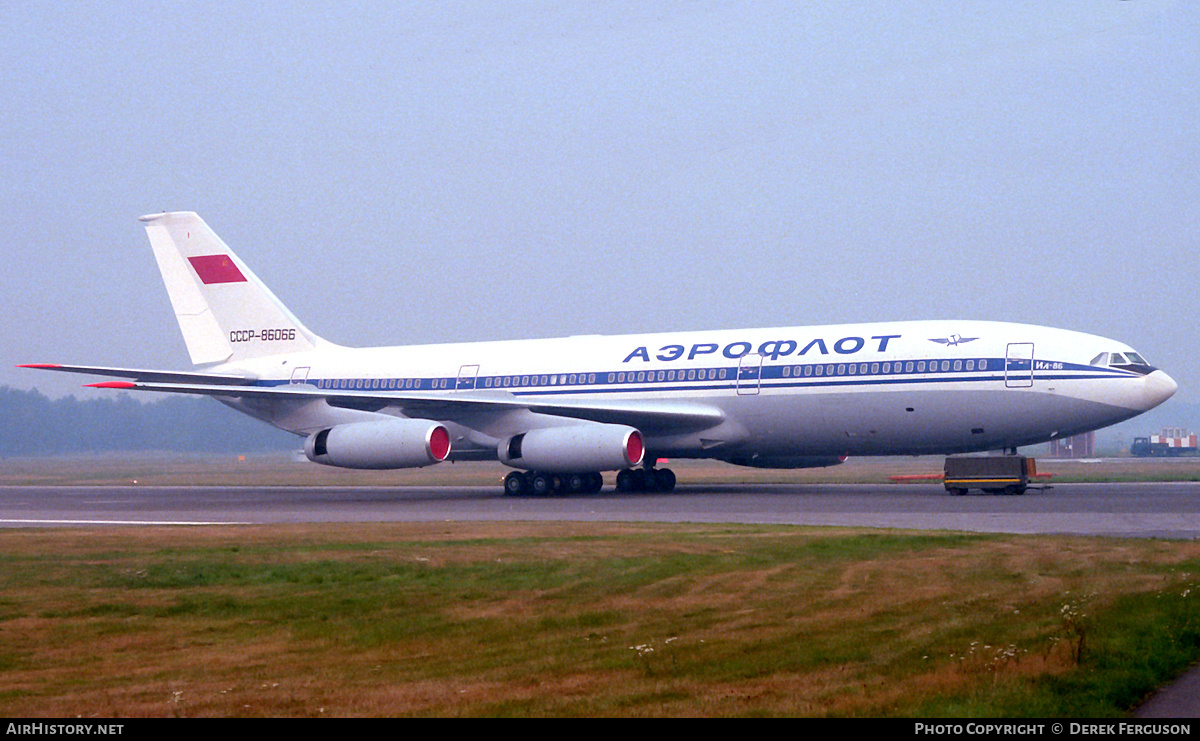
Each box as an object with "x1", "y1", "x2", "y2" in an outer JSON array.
[
  {"x1": 1005, "y1": 343, "x2": 1034, "y2": 388},
  {"x1": 737, "y1": 353, "x2": 762, "y2": 395},
  {"x1": 456, "y1": 364, "x2": 480, "y2": 391}
]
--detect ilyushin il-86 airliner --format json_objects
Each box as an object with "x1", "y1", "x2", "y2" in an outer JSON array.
[{"x1": 23, "y1": 212, "x2": 1177, "y2": 495}]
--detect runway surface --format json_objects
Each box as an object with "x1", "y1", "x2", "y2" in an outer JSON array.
[{"x1": 3, "y1": 481, "x2": 1200, "y2": 539}]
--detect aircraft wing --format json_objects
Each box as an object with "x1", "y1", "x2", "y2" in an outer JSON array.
[{"x1": 24, "y1": 367, "x2": 725, "y2": 433}]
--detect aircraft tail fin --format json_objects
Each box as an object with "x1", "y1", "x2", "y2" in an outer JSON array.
[{"x1": 139, "y1": 211, "x2": 322, "y2": 366}]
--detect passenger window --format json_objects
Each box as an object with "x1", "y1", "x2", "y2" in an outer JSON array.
[{"x1": 953, "y1": 360, "x2": 962, "y2": 371}]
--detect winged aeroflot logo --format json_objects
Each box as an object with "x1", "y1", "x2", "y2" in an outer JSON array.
[{"x1": 928, "y1": 334, "x2": 979, "y2": 347}]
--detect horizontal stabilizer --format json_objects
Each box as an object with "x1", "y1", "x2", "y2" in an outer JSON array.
[{"x1": 17, "y1": 363, "x2": 254, "y2": 386}]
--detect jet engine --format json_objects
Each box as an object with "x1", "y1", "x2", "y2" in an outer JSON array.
[
  {"x1": 305, "y1": 418, "x2": 450, "y2": 469},
  {"x1": 499, "y1": 424, "x2": 644, "y2": 473}
]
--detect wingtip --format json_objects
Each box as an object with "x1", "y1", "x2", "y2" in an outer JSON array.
[
  {"x1": 17, "y1": 363, "x2": 61, "y2": 369},
  {"x1": 85, "y1": 382, "x2": 137, "y2": 389}
]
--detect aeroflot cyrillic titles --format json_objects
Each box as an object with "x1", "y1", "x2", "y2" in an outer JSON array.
[
  {"x1": 622, "y1": 335, "x2": 903, "y2": 363},
  {"x1": 22, "y1": 212, "x2": 1177, "y2": 496}
]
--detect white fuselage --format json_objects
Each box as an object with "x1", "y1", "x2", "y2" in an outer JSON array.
[{"x1": 217, "y1": 318, "x2": 1176, "y2": 464}]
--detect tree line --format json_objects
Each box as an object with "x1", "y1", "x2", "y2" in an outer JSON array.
[{"x1": 0, "y1": 387, "x2": 296, "y2": 456}]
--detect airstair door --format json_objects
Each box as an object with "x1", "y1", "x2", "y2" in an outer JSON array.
[
  {"x1": 737, "y1": 354, "x2": 763, "y2": 396},
  {"x1": 456, "y1": 364, "x2": 480, "y2": 391},
  {"x1": 1005, "y1": 343, "x2": 1034, "y2": 388}
]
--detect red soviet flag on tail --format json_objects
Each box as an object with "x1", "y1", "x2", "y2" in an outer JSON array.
[{"x1": 188, "y1": 254, "x2": 247, "y2": 284}]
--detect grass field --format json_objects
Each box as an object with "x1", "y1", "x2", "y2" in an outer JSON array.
[
  {"x1": 2, "y1": 454, "x2": 1199, "y2": 717},
  {"x1": 0, "y1": 522, "x2": 1198, "y2": 717}
]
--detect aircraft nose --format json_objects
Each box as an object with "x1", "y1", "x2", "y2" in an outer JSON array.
[{"x1": 1140, "y1": 370, "x2": 1178, "y2": 411}]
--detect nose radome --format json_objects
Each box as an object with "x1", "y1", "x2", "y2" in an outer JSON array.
[{"x1": 1142, "y1": 370, "x2": 1178, "y2": 411}]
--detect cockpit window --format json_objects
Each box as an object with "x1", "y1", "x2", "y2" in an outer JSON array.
[{"x1": 1089, "y1": 350, "x2": 1154, "y2": 374}]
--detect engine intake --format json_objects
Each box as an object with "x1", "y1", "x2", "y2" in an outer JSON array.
[
  {"x1": 499, "y1": 424, "x2": 644, "y2": 473},
  {"x1": 305, "y1": 418, "x2": 450, "y2": 469}
]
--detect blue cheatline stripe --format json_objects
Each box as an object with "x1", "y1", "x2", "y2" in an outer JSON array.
[{"x1": 266, "y1": 356, "x2": 1139, "y2": 396}]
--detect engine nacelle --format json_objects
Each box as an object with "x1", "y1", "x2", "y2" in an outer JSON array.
[
  {"x1": 499, "y1": 424, "x2": 644, "y2": 473},
  {"x1": 305, "y1": 418, "x2": 451, "y2": 469}
]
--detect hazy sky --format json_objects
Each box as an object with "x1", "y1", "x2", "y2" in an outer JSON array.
[{"x1": 4, "y1": 2, "x2": 1197, "y2": 409}]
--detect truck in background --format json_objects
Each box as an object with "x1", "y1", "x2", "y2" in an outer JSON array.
[{"x1": 1131, "y1": 428, "x2": 1198, "y2": 457}]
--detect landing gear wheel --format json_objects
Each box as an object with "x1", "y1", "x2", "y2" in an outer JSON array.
[
  {"x1": 638, "y1": 468, "x2": 656, "y2": 492},
  {"x1": 503, "y1": 471, "x2": 526, "y2": 497},
  {"x1": 654, "y1": 468, "x2": 676, "y2": 493},
  {"x1": 531, "y1": 474, "x2": 553, "y2": 496},
  {"x1": 616, "y1": 469, "x2": 635, "y2": 492}
]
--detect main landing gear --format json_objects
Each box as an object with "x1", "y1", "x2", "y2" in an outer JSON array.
[
  {"x1": 501, "y1": 465, "x2": 678, "y2": 496},
  {"x1": 615, "y1": 465, "x2": 676, "y2": 493},
  {"x1": 503, "y1": 470, "x2": 604, "y2": 496}
]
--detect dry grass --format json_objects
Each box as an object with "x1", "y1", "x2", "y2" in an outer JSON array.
[{"x1": 0, "y1": 522, "x2": 1197, "y2": 717}]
